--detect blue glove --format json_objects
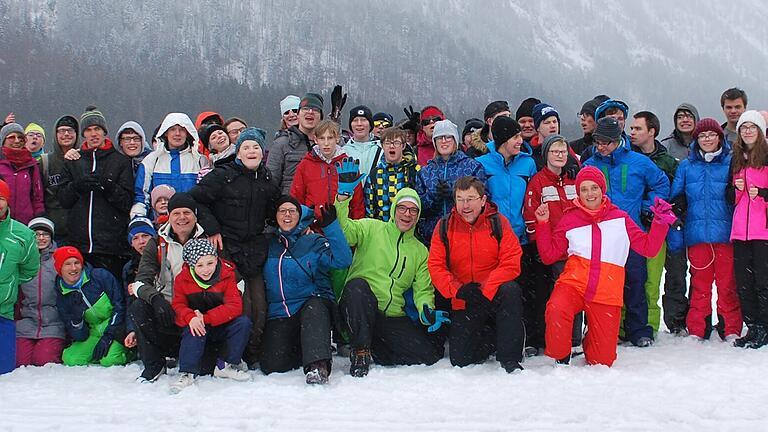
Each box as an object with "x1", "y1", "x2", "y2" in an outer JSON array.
[
  {"x1": 335, "y1": 157, "x2": 364, "y2": 196},
  {"x1": 92, "y1": 333, "x2": 113, "y2": 361},
  {"x1": 420, "y1": 304, "x2": 450, "y2": 333}
]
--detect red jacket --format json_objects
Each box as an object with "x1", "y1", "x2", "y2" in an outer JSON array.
[
  {"x1": 523, "y1": 167, "x2": 577, "y2": 242},
  {"x1": 428, "y1": 202, "x2": 522, "y2": 310},
  {"x1": 172, "y1": 259, "x2": 243, "y2": 327},
  {"x1": 290, "y1": 150, "x2": 364, "y2": 219}
]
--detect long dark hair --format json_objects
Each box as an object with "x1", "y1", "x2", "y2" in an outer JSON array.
[{"x1": 731, "y1": 128, "x2": 768, "y2": 173}]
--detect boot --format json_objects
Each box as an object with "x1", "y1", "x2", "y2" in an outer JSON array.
[
  {"x1": 555, "y1": 353, "x2": 571, "y2": 366},
  {"x1": 349, "y1": 348, "x2": 371, "y2": 378},
  {"x1": 169, "y1": 373, "x2": 196, "y2": 394},
  {"x1": 715, "y1": 314, "x2": 726, "y2": 341},
  {"x1": 746, "y1": 325, "x2": 768, "y2": 349},
  {"x1": 137, "y1": 363, "x2": 166, "y2": 384},
  {"x1": 734, "y1": 325, "x2": 756, "y2": 348},
  {"x1": 501, "y1": 361, "x2": 524, "y2": 373},
  {"x1": 703, "y1": 315, "x2": 713, "y2": 340},
  {"x1": 305, "y1": 361, "x2": 330, "y2": 385}
]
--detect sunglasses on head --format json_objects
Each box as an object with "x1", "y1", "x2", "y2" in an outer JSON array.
[
  {"x1": 283, "y1": 109, "x2": 299, "y2": 116},
  {"x1": 421, "y1": 116, "x2": 442, "y2": 126}
]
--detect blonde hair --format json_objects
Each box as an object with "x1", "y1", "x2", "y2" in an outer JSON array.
[{"x1": 314, "y1": 120, "x2": 340, "y2": 140}]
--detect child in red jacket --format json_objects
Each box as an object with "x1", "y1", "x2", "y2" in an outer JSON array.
[{"x1": 170, "y1": 239, "x2": 251, "y2": 393}]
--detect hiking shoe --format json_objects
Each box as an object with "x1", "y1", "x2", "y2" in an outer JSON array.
[
  {"x1": 634, "y1": 337, "x2": 653, "y2": 348},
  {"x1": 169, "y1": 373, "x2": 196, "y2": 394},
  {"x1": 137, "y1": 365, "x2": 166, "y2": 384},
  {"x1": 556, "y1": 353, "x2": 571, "y2": 365},
  {"x1": 349, "y1": 348, "x2": 371, "y2": 378},
  {"x1": 734, "y1": 325, "x2": 756, "y2": 348},
  {"x1": 524, "y1": 346, "x2": 539, "y2": 358},
  {"x1": 214, "y1": 362, "x2": 251, "y2": 381},
  {"x1": 501, "y1": 361, "x2": 523, "y2": 373},
  {"x1": 305, "y1": 361, "x2": 330, "y2": 385}
]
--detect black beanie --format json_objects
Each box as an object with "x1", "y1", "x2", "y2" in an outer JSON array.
[
  {"x1": 275, "y1": 195, "x2": 301, "y2": 214},
  {"x1": 491, "y1": 116, "x2": 522, "y2": 145},
  {"x1": 515, "y1": 98, "x2": 541, "y2": 121},
  {"x1": 167, "y1": 192, "x2": 198, "y2": 215},
  {"x1": 56, "y1": 116, "x2": 79, "y2": 131},
  {"x1": 580, "y1": 95, "x2": 611, "y2": 117},
  {"x1": 483, "y1": 101, "x2": 510, "y2": 120},
  {"x1": 348, "y1": 105, "x2": 373, "y2": 131},
  {"x1": 199, "y1": 124, "x2": 227, "y2": 150},
  {"x1": 462, "y1": 118, "x2": 484, "y2": 137}
]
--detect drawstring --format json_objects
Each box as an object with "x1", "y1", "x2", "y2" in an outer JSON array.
[{"x1": 689, "y1": 243, "x2": 715, "y2": 271}]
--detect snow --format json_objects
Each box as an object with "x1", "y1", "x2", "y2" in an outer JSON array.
[{"x1": 2, "y1": 334, "x2": 767, "y2": 431}]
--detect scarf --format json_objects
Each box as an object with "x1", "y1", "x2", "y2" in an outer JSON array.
[
  {"x1": 82, "y1": 138, "x2": 114, "y2": 152},
  {"x1": 211, "y1": 143, "x2": 236, "y2": 164},
  {"x1": 190, "y1": 261, "x2": 222, "y2": 289},
  {"x1": 2, "y1": 146, "x2": 34, "y2": 166},
  {"x1": 700, "y1": 147, "x2": 723, "y2": 163}
]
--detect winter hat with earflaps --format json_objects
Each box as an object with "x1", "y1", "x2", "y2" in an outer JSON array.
[
  {"x1": 431, "y1": 120, "x2": 460, "y2": 150},
  {"x1": 182, "y1": 238, "x2": 218, "y2": 267}
]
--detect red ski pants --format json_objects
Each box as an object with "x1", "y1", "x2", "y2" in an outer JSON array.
[{"x1": 686, "y1": 243, "x2": 742, "y2": 338}]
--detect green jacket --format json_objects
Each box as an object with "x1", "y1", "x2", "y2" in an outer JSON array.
[
  {"x1": 336, "y1": 187, "x2": 434, "y2": 317},
  {"x1": 0, "y1": 211, "x2": 40, "y2": 319},
  {"x1": 633, "y1": 140, "x2": 678, "y2": 182}
]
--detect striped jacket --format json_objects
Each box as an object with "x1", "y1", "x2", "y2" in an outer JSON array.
[
  {"x1": 363, "y1": 152, "x2": 420, "y2": 221},
  {"x1": 536, "y1": 198, "x2": 668, "y2": 306}
]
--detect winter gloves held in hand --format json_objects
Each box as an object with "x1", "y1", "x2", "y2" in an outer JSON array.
[
  {"x1": 92, "y1": 333, "x2": 113, "y2": 361},
  {"x1": 74, "y1": 175, "x2": 102, "y2": 193},
  {"x1": 650, "y1": 197, "x2": 677, "y2": 226},
  {"x1": 335, "y1": 157, "x2": 363, "y2": 196},
  {"x1": 419, "y1": 304, "x2": 450, "y2": 333},
  {"x1": 456, "y1": 282, "x2": 492, "y2": 311}
]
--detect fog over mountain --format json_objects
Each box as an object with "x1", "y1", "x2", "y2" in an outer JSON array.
[{"x1": 1, "y1": 0, "x2": 766, "y2": 141}]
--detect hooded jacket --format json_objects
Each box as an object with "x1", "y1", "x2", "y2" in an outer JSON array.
[
  {"x1": 428, "y1": 202, "x2": 522, "y2": 310},
  {"x1": 194, "y1": 111, "x2": 224, "y2": 158},
  {"x1": 16, "y1": 242, "x2": 65, "y2": 339},
  {"x1": 172, "y1": 259, "x2": 242, "y2": 328},
  {"x1": 56, "y1": 265, "x2": 125, "y2": 342},
  {"x1": 583, "y1": 140, "x2": 670, "y2": 227},
  {"x1": 476, "y1": 140, "x2": 538, "y2": 244},
  {"x1": 131, "y1": 113, "x2": 209, "y2": 218},
  {"x1": 0, "y1": 145, "x2": 45, "y2": 225},
  {"x1": 43, "y1": 115, "x2": 80, "y2": 240},
  {"x1": 415, "y1": 150, "x2": 486, "y2": 245},
  {"x1": 290, "y1": 147, "x2": 364, "y2": 220},
  {"x1": 335, "y1": 188, "x2": 435, "y2": 318},
  {"x1": 115, "y1": 121, "x2": 152, "y2": 173},
  {"x1": 266, "y1": 125, "x2": 314, "y2": 194},
  {"x1": 730, "y1": 159, "x2": 768, "y2": 242},
  {"x1": 343, "y1": 133, "x2": 382, "y2": 180},
  {"x1": 536, "y1": 198, "x2": 668, "y2": 306},
  {"x1": 660, "y1": 103, "x2": 699, "y2": 161},
  {"x1": 264, "y1": 205, "x2": 352, "y2": 319},
  {"x1": 523, "y1": 166, "x2": 577, "y2": 242},
  {"x1": 57, "y1": 139, "x2": 134, "y2": 255},
  {"x1": 363, "y1": 151, "x2": 420, "y2": 221},
  {"x1": 0, "y1": 213, "x2": 40, "y2": 320}
]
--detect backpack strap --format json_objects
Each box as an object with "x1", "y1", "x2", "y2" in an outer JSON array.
[
  {"x1": 40, "y1": 153, "x2": 49, "y2": 182},
  {"x1": 439, "y1": 214, "x2": 451, "y2": 270},
  {"x1": 489, "y1": 213, "x2": 503, "y2": 246}
]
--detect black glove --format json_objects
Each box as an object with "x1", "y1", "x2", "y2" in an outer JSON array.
[
  {"x1": 92, "y1": 333, "x2": 113, "y2": 361},
  {"x1": 151, "y1": 295, "x2": 175, "y2": 328},
  {"x1": 670, "y1": 195, "x2": 687, "y2": 218},
  {"x1": 641, "y1": 210, "x2": 654, "y2": 228},
  {"x1": 402, "y1": 105, "x2": 420, "y2": 132},
  {"x1": 564, "y1": 163, "x2": 579, "y2": 181},
  {"x1": 330, "y1": 85, "x2": 347, "y2": 122},
  {"x1": 74, "y1": 175, "x2": 102, "y2": 193},
  {"x1": 455, "y1": 282, "x2": 492, "y2": 310},
  {"x1": 99, "y1": 176, "x2": 116, "y2": 193},
  {"x1": 437, "y1": 180, "x2": 452, "y2": 201},
  {"x1": 316, "y1": 205, "x2": 337, "y2": 228},
  {"x1": 60, "y1": 293, "x2": 87, "y2": 324}
]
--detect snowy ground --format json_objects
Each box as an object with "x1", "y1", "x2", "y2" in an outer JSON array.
[{"x1": 2, "y1": 332, "x2": 767, "y2": 432}]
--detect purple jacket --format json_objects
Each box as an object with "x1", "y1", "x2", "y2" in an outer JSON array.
[{"x1": 0, "y1": 156, "x2": 45, "y2": 224}]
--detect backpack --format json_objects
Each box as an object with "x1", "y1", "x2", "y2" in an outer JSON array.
[{"x1": 438, "y1": 213, "x2": 503, "y2": 269}]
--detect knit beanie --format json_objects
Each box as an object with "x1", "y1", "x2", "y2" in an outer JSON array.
[
  {"x1": 300, "y1": 93, "x2": 324, "y2": 115},
  {"x1": 373, "y1": 112, "x2": 393, "y2": 126},
  {"x1": 515, "y1": 97, "x2": 541, "y2": 121},
  {"x1": 674, "y1": 103, "x2": 700, "y2": 124},
  {"x1": 736, "y1": 110, "x2": 767, "y2": 136},
  {"x1": 348, "y1": 105, "x2": 374, "y2": 131},
  {"x1": 575, "y1": 166, "x2": 607, "y2": 195},
  {"x1": 56, "y1": 116, "x2": 79, "y2": 132},
  {"x1": 431, "y1": 120, "x2": 461, "y2": 149},
  {"x1": 280, "y1": 95, "x2": 301, "y2": 114},
  {"x1": 150, "y1": 184, "x2": 176, "y2": 207},
  {"x1": 483, "y1": 101, "x2": 510, "y2": 120},
  {"x1": 275, "y1": 195, "x2": 301, "y2": 216},
  {"x1": 693, "y1": 118, "x2": 724, "y2": 142},
  {"x1": 53, "y1": 246, "x2": 84, "y2": 276},
  {"x1": 167, "y1": 192, "x2": 198, "y2": 215},
  {"x1": 24, "y1": 123, "x2": 45, "y2": 140},
  {"x1": 28, "y1": 217, "x2": 55, "y2": 237},
  {"x1": 541, "y1": 134, "x2": 569, "y2": 158},
  {"x1": 127, "y1": 216, "x2": 157, "y2": 244},
  {"x1": 592, "y1": 117, "x2": 622, "y2": 142},
  {"x1": 0, "y1": 179, "x2": 10, "y2": 201},
  {"x1": 80, "y1": 106, "x2": 108, "y2": 136},
  {"x1": 235, "y1": 127, "x2": 266, "y2": 154},
  {"x1": 491, "y1": 116, "x2": 522, "y2": 145},
  {"x1": 182, "y1": 238, "x2": 218, "y2": 267},
  {"x1": 595, "y1": 99, "x2": 629, "y2": 121},
  {"x1": 199, "y1": 123, "x2": 227, "y2": 150},
  {"x1": 532, "y1": 103, "x2": 560, "y2": 130},
  {"x1": 0, "y1": 123, "x2": 24, "y2": 145},
  {"x1": 462, "y1": 118, "x2": 484, "y2": 137}
]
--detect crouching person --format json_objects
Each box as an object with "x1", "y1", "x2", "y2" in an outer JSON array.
[
  {"x1": 170, "y1": 239, "x2": 251, "y2": 393},
  {"x1": 335, "y1": 159, "x2": 446, "y2": 377},
  {"x1": 54, "y1": 246, "x2": 131, "y2": 366},
  {"x1": 535, "y1": 167, "x2": 673, "y2": 366},
  {"x1": 260, "y1": 196, "x2": 352, "y2": 384},
  {"x1": 428, "y1": 176, "x2": 525, "y2": 372}
]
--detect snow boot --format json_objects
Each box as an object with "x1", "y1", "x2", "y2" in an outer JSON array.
[
  {"x1": 524, "y1": 346, "x2": 539, "y2": 357},
  {"x1": 137, "y1": 364, "x2": 166, "y2": 384},
  {"x1": 746, "y1": 325, "x2": 768, "y2": 349},
  {"x1": 734, "y1": 325, "x2": 756, "y2": 348},
  {"x1": 305, "y1": 361, "x2": 330, "y2": 385},
  {"x1": 715, "y1": 315, "x2": 726, "y2": 341},
  {"x1": 501, "y1": 361, "x2": 523, "y2": 373},
  {"x1": 634, "y1": 336, "x2": 653, "y2": 347},
  {"x1": 169, "y1": 373, "x2": 196, "y2": 394},
  {"x1": 349, "y1": 348, "x2": 371, "y2": 378}
]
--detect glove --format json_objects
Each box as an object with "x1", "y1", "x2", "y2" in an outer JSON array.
[
  {"x1": 419, "y1": 304, "x2": 450, "y2": 333},
  {"x1": 99, "y1": 176, "x2": 116, "y2": 193},
  {"x1": 402, "y1": 105, "x2": 420, "y2": 132},
  {"x1": 330, "y1": 85, "x2": 347, "y2": 122},
  {"x1": 316, "y1": 205, "x2": 337, "y2": 228},
  {"x1": 670, "y1": 195, "x2": 687, "y2": 218},
  {"x1": 436, "y1": 180, "x2": 452, "y2": 201},
  {"x1": 640, "y1": 211, "x2": 654, "y2": 228},
  {"x1": 60, "y1": 293, "x2": 87, "y2": 324},
  {"x1": 151, "y1": 295, "x2": 176, "y2": 328},
  {"x1": 564, "y1": 163, "x2": 579, "y2": 180},
  {"x1": 455, "y1": 282, "x2": 492, "y2": 310},
  {"x1": 74, "y1": 175, "x2": 102, "y2": 193},
  {"x1": 650, "y1": 197, "x2": 677, "y2": 226},
  {"x1": 92, "y1": 333, "x2": 113, "y2": 361},
  {"x1": 335, "y1": 157, "x2": 364, "y2": 196}
]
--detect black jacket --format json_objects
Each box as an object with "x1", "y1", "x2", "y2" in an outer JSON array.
[{"x1": 57, "y1": 142, "x2": 134, "y2": 256}]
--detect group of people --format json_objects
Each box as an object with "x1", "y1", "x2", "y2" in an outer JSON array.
[{"x1": 1, "y1": 86, "x2": 766, "y2": 393}]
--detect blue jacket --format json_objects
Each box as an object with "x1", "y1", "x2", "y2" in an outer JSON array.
[
  {"x1": 263, "y1": 206, "x2": 352, "y2": 320},
  {"x1": 584, "y1": 140, "x2": 670, "y2": 227},
  {"x1": 56, "y1": 265, "x2": 125, "y2": 342},
  {"x1": 476, "y1": 141, "x2": 537, "y2": 244},
  {"x1": 669, "y1": 141, "x2": 733, "y2": 248},
  {"x1": 415, "y1": 150, "x2": 486, "y2": 245}
]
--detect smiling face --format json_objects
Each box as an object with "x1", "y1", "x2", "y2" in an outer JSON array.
[
  {"x1": 82, "y1": 125, "x2": 106, "y2": 149},
  {"x1": 298, "y1": 107, "x2": 320, "y2": 132},
  {"x1": 208, "y1": 129, "x2": 230, "y2": 154},
  {"x1": 276, "y1": 202, "x2": 300, "y2": 232},
  {"x1": 237, "y1": 140, "x2": 263, "y2": 169},
  {"x1": 578, "y1": 180, "x2": 603, "y2": 210},
  {"x1": 169, "y1": 207, "x2": 196, "y2": 238},
  {"x1": 315, "y1": 130, "x2": 338, "y2": 160},
  {"x1": 282, "y1": 109, "x2": 299, "y2": 129},
  {"x1": 60, "y1": 257, "x2": 83, "y2": 285},
  {"x1": 193, "y1": 255, "x2": 218, "y2": 281},
  {"x1": 56, "y1": 125, "x2": 77, "y2": 150},
  {"x1": 518, "y1": 117, "x2": 536, "y2": 140},
  {"x1": 165, "y1": 124, "x2": 188, "y2": 149},
  {"x1": 351, "y1": 117, "x2": 371, "y2": 142},
  {"x1": 739, "y1": 122, "x2": 759, "y2": 147},
  {"x1": 35, "y1": 230, "x2": 52, "y2": 250},
  {"x1": 434, "y1": 135, "x2": 456, "y2": 159},
  {"x1": 119, "y1": 129, "x2": 144, "y2": 157},
  {"x1": 455, "y1": 187, "x2": 487, "y2": 225},
  {"x1": 499, "y1": 133, "x2": 523, "y2": 159},
  {"x1": 394, "y1": 201, "x2": 419, "y2": 232},
  {"x1": 675, "y1": 111, "x2": 696, "y2": 134},
  {"x1": 3, "y1": 132, "x2": 26, "y2": 149},
  {"x1": 226, "y1": 121, "x2": 247, "y2": 143}
]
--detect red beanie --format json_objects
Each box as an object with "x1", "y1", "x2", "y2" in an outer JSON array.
[
  {"x1": 0, "y1": 180, "x2": 10, "y2": 201},
  {"x1": 53, "y1": 246, "x2": 84, "y2": 276},
  {"x1": 575, "y1": 166, "x2": 607, "y2": 194},
  {"x1": 693, "y1": 118, "x2": 724, "y2": 142}
]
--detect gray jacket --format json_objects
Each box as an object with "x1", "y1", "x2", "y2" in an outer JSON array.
[
  {"x1": 266, "y1": 126, "x2": 313, "y2": 194},
  {"x1": 16, "y1": 243, "x2": 65, "y2": 339}
]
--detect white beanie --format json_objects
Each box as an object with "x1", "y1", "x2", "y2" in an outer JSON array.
[
  {"x1": 737, "y1": 110, "x2": 767, "y2": 136},
  {"x1": 280, "y1": 95, "x2": 301, "y2": 114}
]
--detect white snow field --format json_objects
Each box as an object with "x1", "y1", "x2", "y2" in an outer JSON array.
[{"x1": 1, "y1": 333, "x2": 767, "y2": 432}]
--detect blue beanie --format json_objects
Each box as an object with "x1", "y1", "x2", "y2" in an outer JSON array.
[
  {"x1": 127, "y1": 217, "x2": 157, "y2": 245},
  {"x1": 532, "y1": 103, "x2": 560, "y2": 130},
  {"x1": 595, "y1": 99, "x2": 629, "y2": 121},
  {"x1": 235, "y1": 127, "x2": 266, "y2": 154}
]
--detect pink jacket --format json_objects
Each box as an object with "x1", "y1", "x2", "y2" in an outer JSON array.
[
  {"x1": 0, "y1": 158, "x2": 45, "y2": 224},
  {"x1": 731, "y1": 166, "x2": 768, "y2": 241}
]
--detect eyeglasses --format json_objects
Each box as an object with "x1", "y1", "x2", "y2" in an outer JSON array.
[
  {"x1": 740, "y1": 124, "x2": 759, "y2": 133},
  {"x1": 548, "y1": 150, "x2": 568, "y2": 156},
  {"x1": 436, "y1": 136, "x2": 454, "y2": 143},
  {"x1": 421, "y1": 116, "x2": 442, "y2": 126},
  {"x1": 6, "y1": 134, "x2": 25, "y2": 142},
  {"x1": 35, "y1": 232, "x2": 52, "y2": 238},
  {"x1": 227, "y1": 127, "x2": 246, "y2": 136},
  {"x1": 383, "y1": 139, "x2": 403, "y2": 147},
  {"x1": 283, "y1": 109, "x2": 299, "y2": 116},
  {"x1": 56, "y1": 127, "x2": 75, "y2": 135},
  {"x1": 120, "y1": 136, "x2": 142, "y2": 143},
  {"x1": 277, "y1": 208, "x2": 298, "y2": 215},
  {"x1": 299, "y1": 106, "x2": 321, "y2": 114},
  {"x1": 395, "y1": 205, "x2": 419, "y2": 216},
  {"x1": 697, "y1": 133, "x2": 719, "y2": 141},
  {"x1": 26, "y1": 132, "x2": 43, "y2": 138},
  {"x1": 595, "y1": 140, "x2": 615, "y2": 147},
  {"x1": 374, "y1": 120, "x2": 392, "y2": 129},
  {"x1": 675, "y1": 113, "x2": 695, "y2": 120},
  {"x1": 455, "y1": 196, "x2": 482, "y2": 205}
]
